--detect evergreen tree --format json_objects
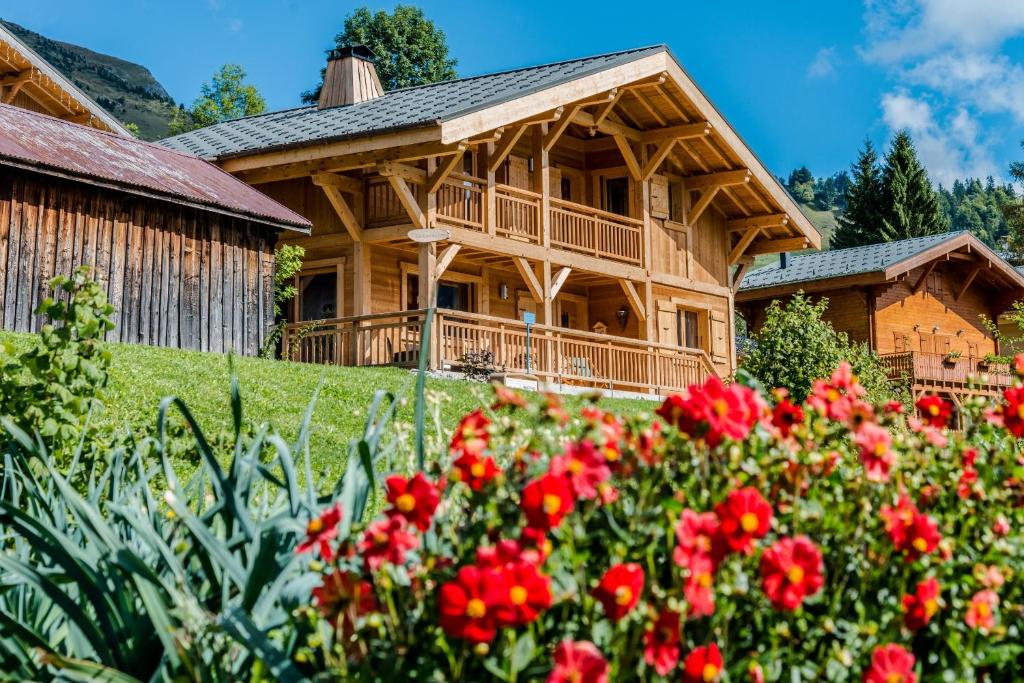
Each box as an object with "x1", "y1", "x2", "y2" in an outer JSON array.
[
  {"x1": 878, "y1": 131, "x2": 948, "y2": 240},
  {"x1": 168, "y1": 65, "x2": 265, "y2": 135},
  {"x1": 1003, "y1": 149, "x2": 1024, "y2": 262},
  {"x1": 830, "y1": 139, "x2": 885, "y2": 249}
]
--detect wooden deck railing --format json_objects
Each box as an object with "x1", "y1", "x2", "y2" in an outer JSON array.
[
  {"x1": 365, "y1": 178, "x2": 420, "y2": 227},
  {"x1": 283, "y1": 309, "x2": 717, "y2": 396},
  {"x1": 436, "y1": 174, "x2": 485, "y2": 231},
  {"x1": 878, "y1": 352, "x2": 1012, "y2": 393},
  {"x1": 495, "y1": 184, "x2": 542, "y2": 244},
  {"x1": 549, "y1": 198, "x2": 643, "y2": 265}
]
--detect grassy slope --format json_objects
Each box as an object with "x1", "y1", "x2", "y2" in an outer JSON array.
[
  {"x1": 1, "y1": 332, "x2": 651, "y2": 481},
  {"x1": 753, "y1": 203, "x2": 838, "y2": 269}
]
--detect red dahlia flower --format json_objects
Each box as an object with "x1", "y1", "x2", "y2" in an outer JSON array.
[
  {"x1": 656, "y1": 377, "x2": 764, "y2": 447},
  {"x1": 915, "y1": 394, "x2": 952, "y2": 428},
  {"x1": 312, "y1": 570, "x2": 377, "y2": 631},
  {"x1": 492, "y1": 384, "x2": 528, "y2": 410},
  {"x1": 965, "y1": 589, "x2": 999, "y2": 631},
  {"x1": 902, "y1": 577, "x2": 940, "y2": 630},
  {"x1": 438, "y1": 565, "x2": 507, "y2": 643},
  {"x1": 547, "y1": 640, "x2": 609, "y2": 683},
  {"x1": 807, "y1": 361, "x2": 866, "y2": 424},
  {"x1": 521, "y1": 472, "x2": 575, "y2": 530},
  {"x1": 863, "y1": 644, "x2": 916, "y2": 683},
  {"x1": 385, "y1": 473, "x2": 439, "y2": 531},
  {"x1": 449, "y1": 408, "x2": 491, "y2": 456},
  {"x1": 759, "y1": 535, "x2": 824, "y2": 611},
  {"x1": 296, "y1": 503, "x2": 343, "y2": 561},
  {"x1": 550, "y1": 440, "x2": 611, "y2": 500},
  {"x1": 494, "y1": 560, "x2": 552, "y2": 627},
  {"x1": 593, "y1": 562, "x2": 644, "y2": 622},
  {"x1": 880, "y1": 495, "x2": 942, "y2": 561},
  {"x1": 715, "y1": 487, "x2": 773, "y2": 554},
  {"x1": 771, "y1": 398, "x2": 805, "y2": 438},
  {"x1": 683, "y1": 552, "x2": 716, "y2": 618},
  {"x1": 358, "y1": 515, "x2": 419, "y2": 571},
  {"x1": 854, "y1": 422, "x2": 896, "y2": 483},
  {"x1": 451, "y1": 451, "x2": 501, "y2": 491},
  {"x1": 643, "y1": 608, "x2": 681, "y2": 676},
  {"x1": 673, "y1": 509, "x2": 725, "y2": 570},
  {"x1": 682, "y1": 643, "x2": 723, "y2": 683},
  {"x1": 995, "y1": 385, "x2": 1024, "y2": 437}
]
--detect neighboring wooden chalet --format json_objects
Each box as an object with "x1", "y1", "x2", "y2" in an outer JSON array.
[
  {"x1": 0, "y1": 103, "x2": 311, "y2": 354},
  {"x1": 0, "y1": 22, "x2": 129, "y2": 134},
  {"x1": 162, "y1": 45, "x2": 820, "y2": 395},
  {"x1": 736, "y1": 231, "x2": 1024, "y2": 403}
]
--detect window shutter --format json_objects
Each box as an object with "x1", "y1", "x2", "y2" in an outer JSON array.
[
  {"x1": 650, "y1": 175, "x2": 670, "y2": 219},
  {"x1": 549, "y1": 166, "x2": 562, "y2": 198},
  {"x1": 508, "y1": 156, "x2": 531, "y2": 190},
  {"x1": 710, "y1": 310, "x2": 728, "y2": 363},
  {"x1": 657, "y1": 301, "x2": 676, "y2": 346}
]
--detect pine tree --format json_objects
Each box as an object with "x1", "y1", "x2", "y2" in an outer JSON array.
[
  {"x1": 830, "y1": 139, "x2": 884, "y2": 249},
  {"x1": 878, "y1": 131, "x2": 948, "y2": 240}
]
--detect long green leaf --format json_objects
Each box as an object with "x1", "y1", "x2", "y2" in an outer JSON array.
[{"x1": 219, "y1": 607, "x2": 305, "y2": 683}]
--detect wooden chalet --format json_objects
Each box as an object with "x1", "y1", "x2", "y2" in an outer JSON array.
[
  {"x1": 0, "y1": 22, "x2": 129, "y2": 134},
  {"x1": 162, "y1": 45, "x2": 820, "y2": 395},
  {"x1": 0, "y1": 103, "x2": 311, "y2": 354},
  {"x1": 736, "y1": 232, "x2": 1024, "y2": 405}
]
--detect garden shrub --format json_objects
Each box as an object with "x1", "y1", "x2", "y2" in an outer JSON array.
[{"x1": 741, "y1": 293, "x2": 895, "y2": 404}]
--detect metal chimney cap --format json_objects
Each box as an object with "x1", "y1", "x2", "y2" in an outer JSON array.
[{"x1": 327, "y1": 44, "x2": 377, "y2": 62}]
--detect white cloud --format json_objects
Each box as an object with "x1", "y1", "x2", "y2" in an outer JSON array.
[
  {"x1": 807, "y1": 47, "x2": 838, "y2": 79},
  {"x1": 903, "y1": 52, "x2": 1024, "y2": 122}
]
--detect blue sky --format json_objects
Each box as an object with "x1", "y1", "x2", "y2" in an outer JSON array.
[{"x1": 7, "y1": 1, "x2": 1024, "y2": 185}]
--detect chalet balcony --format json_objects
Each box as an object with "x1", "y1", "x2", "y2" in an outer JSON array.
[
  {"x1": 282, "y1": 309, "x2": 716, "y2": 397},
  {"x1": 364, "y1": 175, "x2": 645, "y2": 268},
  {"x1": 878, "y1": 351, "x2": 1012, "y2": 395}
]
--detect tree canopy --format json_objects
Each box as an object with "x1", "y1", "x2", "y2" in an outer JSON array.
[
  {"x1": 302, "y1": 5, "x2": 457, "y2": 103},
  {"x1": 168, "y1": 64, "x2": 266, "y2": 135},
  {"x1": 1001, "y1": 146, "x2": 1024, "y2": 262},
  {"x1": 830, "y1": 139, "x2": 885, "y2": 250},
  {"x1": 878, "y1": 131, "x2": 948, "y2": 241}
]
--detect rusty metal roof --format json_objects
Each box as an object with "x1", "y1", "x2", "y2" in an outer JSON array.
[{"x1": 0, "y1": 103, "x2": 310, "y2": 231}]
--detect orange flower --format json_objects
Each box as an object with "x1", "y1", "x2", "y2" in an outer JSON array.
[{"x1": 965, "y1": 589, "x2": 999, "y2": 631}]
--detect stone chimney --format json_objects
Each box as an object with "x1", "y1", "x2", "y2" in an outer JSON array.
[{"x1": 318, "y1": 45, "x2": 384, "y2": 109}]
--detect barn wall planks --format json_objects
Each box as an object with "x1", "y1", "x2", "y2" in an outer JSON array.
[{"x1": 0, "y1": 168, "x2": 277, "y2": 355}]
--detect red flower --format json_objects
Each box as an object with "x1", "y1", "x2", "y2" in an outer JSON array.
[
  {"x1": 550, "y1": 440, "x2": 611, "y2": 500},
  {"x1": 863, "y1": 644, "x2": 916, "y2": 683},
  {"x1": 682, "y1": 643, "x2": 723, "y2": 683},
  {"x1": 385, "y1": 473, "x2": 439, "y2": 531},
  {"x1": 993, "y1": 514, "x2": 1011, "y2": 536},
  {"x1": 854, "y1": 422, "x2": 896, "y2": 483},
  {"x1": 521, "y1": 472, "x2": 575, "y2": 530},
  {"x1": 673, "y1": 509, "x2": 725, "y2": 570},
  {"x1": 312, "y1": 570, "x2": 377, "y2": 631},
  {"x1": 807, "y1": 362, "x2": 866, "y2": 423},
  {"x1": 358, "y1": 515, "x2": 419, "y2": 571},
  {"x1": 451, "y1": 451, "x2": 501, "y2": 491},
  {"x1": 715, "y1": 487, "x2": 773, "y2": 554},
  {"x1": 683, "y1": 552, "x2": 716, "y2": 618},
  {"x1": 771, "y1": 398, "x2": 805, "y2": 438},
  {"x1": 1015, "y1": 353, "x2": 1024, "y2": 377},
  {"x1": 544, "y1": 393, "x2": 570, "y2": 426},
  {"x1": 759, "y1": 535, "x2": 824, "y2": 611},
  {"x1": 902, "y1": 577, "x2": 941, "y2": 630},
  {"x1": 915, "y1": 394, "x2": 952, "y2": 428},
  {"x1": 547, "y1": 640, "x2": 609, "y2": 683},
  {"x1": 656, "y1": 377, "x2": 764, "y2": 447},
  {"x1": 492, "y1": 384, "x2": 528, "y2": 410},
  {"x1": 296, "y1": 503, "x2": 343, "y2": 561},
  {"x1": 629, "y1": 420, "x2": 665, "y2": 465},
  {"x1": 880, "y1": 495, "x2": 942, "y2": 561},
  {"x1": 450, "y1": 408, "x2": 491, "y2": 456},
  {"x1": 494, "y1": 560, "x2": 552, "y2": 627},
  {"x1": 593, "y1": 563, "x2": 644, "y2": 622},
  {"x1": 438, "y1": 565, "x2": 507, "y2": 643},
  {"x1": 995, "y1": 385, "x2": 1024, "y2": 437},
  {"x1": 965, "y1": 589, "x2": 999, "y2": 631},
  {"x1": 644, "y1": 608, "x2": 681, "y2": 676}
]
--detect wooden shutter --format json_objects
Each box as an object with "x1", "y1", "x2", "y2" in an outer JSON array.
[
  {"x1": 710, "y1": 310, "x2": 728, "y2": 363},
  {"x1": 893, "y1": 332, "x2": 906, "y2": 353},
  {"x1": 918, "y1": 332, "x2": 934, "y2": 353},
  {"x1": 549, "y1": 166, "x2": 563, "y2": 198},
  {"x1": 650, "y1": 175, "x2": 670, "y2": 219},
  {"x1": 508, "y1": 156, "x2": 530, "y2": 190},
  {"x1": 657, "y1": 301, "x2": 677, "y2": 346},
  {"x1": 935, "y1": 335, "x2": 952, "y2": 355}
]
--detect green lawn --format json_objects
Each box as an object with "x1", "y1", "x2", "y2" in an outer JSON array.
[{"x1": 1, "y1": 332, "x2": 652, "y2": 481}]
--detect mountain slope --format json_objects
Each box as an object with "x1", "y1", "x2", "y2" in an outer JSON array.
[{"x1": 1, "y1": 20, "x2": 176, "y2": 140}]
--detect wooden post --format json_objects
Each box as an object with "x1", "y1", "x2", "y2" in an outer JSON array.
[
  {"x1": 534, "y1": 124, "x2": 551, "y2": 249},
  {"x1": 484, "y1": 142, "x2": 497, "y2": 236},
  {"x1": 639, "y1": 143, "x2": 655, "y2": 342},
  {"x1": 425, "y1": 156, "x2": 438, "y2": 228}
]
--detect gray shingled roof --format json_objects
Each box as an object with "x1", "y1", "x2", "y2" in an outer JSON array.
[
  {"x1": 740, "y1": 231, "x2": 966, "y2": 292},
  {"x1": 159, "y1": 46, "x2": 665, "y2": 159}
]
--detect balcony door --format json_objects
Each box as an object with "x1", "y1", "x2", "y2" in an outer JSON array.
[{"x1": 292, "y1": 258, "x2": 345, "y2": 322}]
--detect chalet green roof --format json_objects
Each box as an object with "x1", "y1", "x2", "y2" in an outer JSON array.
[{"x1": 739, "y1": 232, "x2": 968, "y2": 292}]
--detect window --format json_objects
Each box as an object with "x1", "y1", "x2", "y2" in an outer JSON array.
[
  {"x1": 560, "y1": 177, "x2": 572, "y2": 201},
  {"x1": 668, "y1": 181, "x2": 686, "y2": 222},
  {"x1": 406, "y1": 275, "x2": 471, "y2": 312},
  {"x1": 462, "y1": 150, "x2": 475, "y2": 176},
  {"x1": 292, "y1": 260, "x2": 344, "y2": 322},
  {"x1": 604, "y1": 176, "x2": 630, "y2": 216},
  {"x1": 675, "y1": 309, "x2": 701, "y2": 349}
]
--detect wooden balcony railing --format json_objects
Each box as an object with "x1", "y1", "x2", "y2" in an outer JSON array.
[
  {"x1": 283, "y1": 309, "x2": 717, "y2": 396},
  {"x1": 365, "y1": 177, "x2": 420, "y2": 228},
  {"x1": 878, "y1": 351, "x2": 1012, "y2": 393},
  {"x1": 495, "y1": 184, "x2": 542, "y2": 244},
  {"x1": 436, "y1": 174, "x2": 485, "y2": 231},
  {"x1": 549, "y1": 198, "x2": 643, "y2": 265}
]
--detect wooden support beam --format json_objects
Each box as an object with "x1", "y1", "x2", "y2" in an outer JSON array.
[
  {"x1": 488, "y1": 125, "x2": 528, "y2": 173},
  {"x1": 911, "y1": 260, "x2": 938, "y2": 294},
  {"x1": 386, "y1": 175, "x2": 426, "y2": 228},
  {"x1": 727, "y1": 213, "x2": 789, "y2": 232},
  {"x1": 731, "y1": 258, "x2": 754, "y2": 294},
  {"x1": 688, "y1": 186, "x2": 720, "y2": 225},
  {"x1": 1, "y1": 70, "x2": 30, "y2": 104},
  {"x1": 728, "y1": 228, "x2": 761, "y2": 264},
  {"x1": 513, "y1": 257, "x2": 544, "y2": 302},
  {"x1": 550, "y1": 267, "x2": 572, "y2": 298},
  {"x1": 955, "y1": 265, "x2": 982, "y2": 301},
  {"x1": 543, "y1": 105, "x2": 581, "y2": 152},
  {"x1": 613, "y1": 135, "x2": 642, "y2": 180},
  {"x1": 639, "y1": 121, "x2": 712, "y2": 144},
  {"x1": 592, "y1": 89, "x2": 622, "y2": 127},
  {"x1": 315, "y1": 182, "x2": 363, "y2": 241},
  {"x1": 747, "y1": 236, "x2": 809, "y2": 256},
  {"x1": 435, "y1": 244, "x2": 461, "y2": 280},
  {"x1": 641, "y1": 138, "x2": 677, "y2": 181},
  {"x1": 377, "y1": 161, "x2": 426, "y2": 184},
  {"x1": 426, "y1": 146, "x2": 467, "y2": 194},
  {"x1": 313, "y1": 171, "x2": 363, "y2": 195},
  {"x1": 619, "y1": 279, "x2": 646, "y2": 321},
  {"x1": 685, "y1": 168, "x2": 752, "y2": 190},
  {"x1": 573, "y1": 107, "x2": 640, "y2": 141}
]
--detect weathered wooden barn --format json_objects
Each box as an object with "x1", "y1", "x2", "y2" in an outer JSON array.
[
  {"x1": 0, "y1": 103, "x2": 311, "y2": 354},
  {"x1": 737, "y1": 232, "x2": 1024, "y2": 404}
]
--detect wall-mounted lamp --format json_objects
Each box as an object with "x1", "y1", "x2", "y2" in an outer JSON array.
[
  {"x1": 616, "y1": 306, "x2": 630, "y2": 329},
  {"x1": 498, "y1": 282, "x2": 509, "y2": 300},
  {"x1": 932, "y1": 326, "x2": 940, "y2": 334}
]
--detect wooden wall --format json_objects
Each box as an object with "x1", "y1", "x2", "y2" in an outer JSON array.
[{"x1": 0, "y1": 168, "x2": 277, "y2": 355}]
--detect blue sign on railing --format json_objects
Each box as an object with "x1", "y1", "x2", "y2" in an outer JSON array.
[{"x1": 522, "y1": 311, "x2": 535, "y2": 373}]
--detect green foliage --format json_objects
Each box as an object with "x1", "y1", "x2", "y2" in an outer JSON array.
[
  {"x1": 831, "y1": 138, "x2": 886, "y2": 249},
  {"x1": 937, "y1": 177, "x2": 1016, "y2": 251},
  {"x1": 740, "y1": 293, "x2": 894, "y2": 403},
  {"x1": 879, "y1": 131, "x2": 949, "y2": 241},
  {"x1": 302, "y1": 5, "x2": 458, "y2": 103},
  {"x1": 1001, "y1": 148, "x2": 1024, "y2": 262},
  {"x1": 122, "y1": 121, "x2": 141, "y2": 137},
  {"x1": 259, "y1": 244, "x2": 305, "y2": 359},
  {"x1": 0, "y1": 267, "x2": 114, "y2": 460},
  {"x1": 169, "y1": 64, "x2": 266, "y2": 135}
]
